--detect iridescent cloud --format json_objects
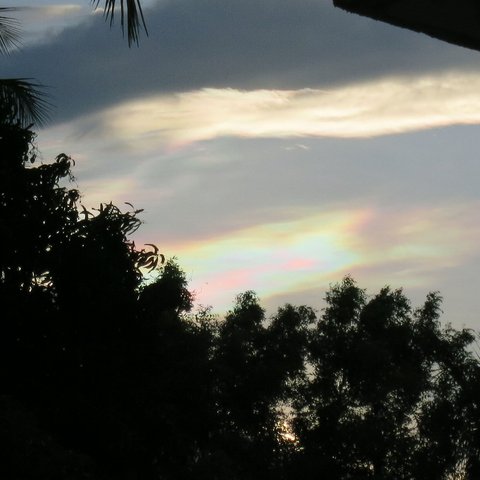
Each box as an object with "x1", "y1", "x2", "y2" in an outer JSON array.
[
  {"x1": 34, "y1": 71, "x2": 480, "y2": 320},
  {"x1": 151, "y1": 204, "x2": 480, "y2": 312}
]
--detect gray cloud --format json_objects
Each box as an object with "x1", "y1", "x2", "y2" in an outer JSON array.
[
  {"x1": 4, "y1": 0, "x2": 480, "y2": 123},
  {"x1": 78, "y1": 124, "x2": 478, "y2": 243}
]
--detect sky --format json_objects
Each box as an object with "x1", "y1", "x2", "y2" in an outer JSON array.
[{"x1": 4, "y1": 0, "x2": 480, "y2": 327}]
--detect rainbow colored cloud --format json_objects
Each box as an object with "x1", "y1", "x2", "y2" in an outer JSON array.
[{"x1": 153, "y1": 204, "x2": 480, "y2": 312}]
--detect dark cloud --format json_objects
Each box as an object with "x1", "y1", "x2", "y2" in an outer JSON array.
[{"x1": 4, "y1": 0, "x2": 479, "y2": 122}]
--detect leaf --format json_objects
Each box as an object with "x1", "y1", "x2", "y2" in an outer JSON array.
[
  {"x1": 0, "y1": 7, "x2": 22, "y2": 55},
  {"x1": 144, "y1": 243, "x2": 158, "y2": 254},
  {"x1": 0, "y1": 78, "x2": 51, "y2": 127},
  {"x1": 92, "y1": 0, "x2": 148, "y2": 46}
]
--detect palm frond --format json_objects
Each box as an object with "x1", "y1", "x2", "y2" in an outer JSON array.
[
  {"x1": 0, "y1": 78, "x2": 51, "y2": 127},
  {"x1": 0, "y1": 7, "x2": 21, "y2": 54},
  {"x1": 93, "y1": 0, "x2": 148, "y2": 46}
]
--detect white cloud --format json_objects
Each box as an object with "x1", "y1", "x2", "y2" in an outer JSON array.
[
  {"x1": 58, "y1": 71, "x2": 480, "y2": 153},
  {"x1": 14, "y1": 4, "x2": 89, "y2": 45}
]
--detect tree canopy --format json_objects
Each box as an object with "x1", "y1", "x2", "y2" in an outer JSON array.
[{"x1": 1, "y1": 117, "x2": 480, "y2": 479}]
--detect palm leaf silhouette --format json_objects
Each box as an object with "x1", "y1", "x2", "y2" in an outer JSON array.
[
  {"x1": 93, "y1": 0, "x2": 148, "y2": 46},
  {"x1": 0, "y1": 78, "x2": 51, "y2": 126},
  {"x1": 0, "y1": 7, "x2": 21, "y2": 54},
  {"x1": 0, "y1": 2, "x2": 146, "y2": 126},
  {"x1": 0, "y1": 7, "x2": 50, "y2": 126}
]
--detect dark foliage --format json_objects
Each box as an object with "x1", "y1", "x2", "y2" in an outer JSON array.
[{"x1": 2, "y1": 120, "x2": 480, "y2": 479}]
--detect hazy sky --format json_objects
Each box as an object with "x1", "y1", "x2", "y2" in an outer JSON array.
[{"x1": 5, "y1": 1, "x2": 480, "y2": 326}]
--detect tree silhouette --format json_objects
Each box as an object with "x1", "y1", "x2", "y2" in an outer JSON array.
[
  {"x1": 0, "y1": 119, "x2": 161, "y2": 478},
  {"x1": 2, "y1": 119, "x2": 480, "y2": 478},
  {"x1": 291, "y1": 277, "x2": 480, "y2": 480}
]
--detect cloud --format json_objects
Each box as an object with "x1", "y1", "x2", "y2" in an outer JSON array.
[
  {"x1": 37, "y1": 106, "x2": 480, "y2": 248},
  {"x1": 4, "y1": 0, "x2": 479, "y2": 122},
  {"x1": 153, "y1": 203, "x2": 480, "y2": 311},
  {"x1": 50, "y1": 71, "x2": 480, "y2": 153},
  {"x1": 162, "y1": 208, "x2": 368, "y2": 309},
  {"x1": 12, "y1": 4, "x2": 90, "y2": 45},
  {"x1": 35, "y1": 107, "x2": 480, "y2": 324},
  {"x1": 4, "y1": 2, "x2": 480, "y2": 330}
]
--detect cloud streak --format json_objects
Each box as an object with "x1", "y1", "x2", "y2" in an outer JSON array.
[{"x1": 63, "y1": 71, "x2": 480, "y2": 152}]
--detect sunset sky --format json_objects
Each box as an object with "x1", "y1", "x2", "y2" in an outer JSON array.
[{"x1": 5, "y1": 0, "x2": 480, "y2": 327}]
